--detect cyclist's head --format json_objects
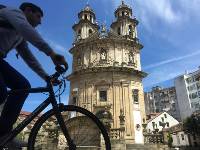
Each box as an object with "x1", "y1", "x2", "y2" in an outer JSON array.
[{"x1": 19, "y1": 2, "x2": 43, "y2": 27}]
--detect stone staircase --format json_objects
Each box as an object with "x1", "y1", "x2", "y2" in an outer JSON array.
[{"x1": 126, "y1": 144, "x2": 169, "y2": 150}]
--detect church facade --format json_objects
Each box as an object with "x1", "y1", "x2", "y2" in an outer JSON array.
[{"x1": 67, "y1": 1, "x2": 147, "y2": 144}]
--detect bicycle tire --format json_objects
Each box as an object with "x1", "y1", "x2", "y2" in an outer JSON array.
[{"x1": 28, "y1": 105, "x2": 111, "y2": 150}]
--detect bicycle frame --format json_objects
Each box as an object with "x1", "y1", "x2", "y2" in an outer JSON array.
[{"x1": 0, "y1": 82, "x2": 75, "y2": 148}]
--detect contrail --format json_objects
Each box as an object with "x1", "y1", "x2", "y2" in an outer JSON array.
[{"x1": 143, "y1": 50, "x2": 200, "y2": 70}]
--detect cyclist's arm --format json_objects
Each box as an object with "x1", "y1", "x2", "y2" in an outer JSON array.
[
  {"x1": 16, "y1": 41, "x2": 48, "y2": 80},
  {"x1": 0, "y1": 7, "x2": 54, "y2": 56}
]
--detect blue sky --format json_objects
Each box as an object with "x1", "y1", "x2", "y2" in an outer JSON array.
[{"x1": 2, "y1": 0, "x2": 200, "y2": 112}]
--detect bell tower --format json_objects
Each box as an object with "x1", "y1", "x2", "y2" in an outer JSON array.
[
  {"x1": 111, "y1": 1, "x2": 138, "y2": 39},
  {"x1": 72, "y1": 4, "x2": 99, "y2": 41}
]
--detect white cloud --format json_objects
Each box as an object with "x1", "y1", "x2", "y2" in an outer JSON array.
[
  {"x1": 143, "y1": 54, "x2": 200, "y2": 88},
  {"x1": 143, "y1": 50, "x2": 200, "y2": 70}
]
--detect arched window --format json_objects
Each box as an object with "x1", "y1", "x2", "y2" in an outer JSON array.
[
  {"x1": 100, "y1": 49, "x2": 107, "y2": 61},
  {"x1": 77, "y1": 56, "x2": 81, "y2": 65},
  {"x1": 84, "y1": 14, "x2": 87, "y2": 20},
  {"x1": 89, "y1": 29, "x2": 93, "y2": 35},
  {"x1": 129, "y1": 25, "x2": 133, "y2": 36},
  {"x1": 118, "y1": 27, "x2": 121, "y2": 35},
  {"x1": 90, "y1": 15, "x2": 92, "y2": 21},
  {"x1": 78, "y1": 29, "x2": 81, "y2": 35},
  {"x1": 129, "y1": 52, "x2": 134, "y2": 63},
  {"x1": 122, "y1": 11, "x2": 124, "y2": 16}
]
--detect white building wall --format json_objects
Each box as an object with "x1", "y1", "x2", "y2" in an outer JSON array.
[
  {"x1": 146, "y1": 112, "x2": 179, "y2": 132},
  {"x1": 175, "y1": 67, "x2": 200, "y2": 120},
  {"x1": 172, "y1": 131, "x2": 189, "y2": 147},
  {"x1": 133, "y1": 109, "x2": 144, "y2": 144},
  {"x1": 175, "y1": 75, "x2": 192, "y2": 120}
]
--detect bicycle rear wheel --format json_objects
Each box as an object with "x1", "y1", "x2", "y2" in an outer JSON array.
[{"x1": 28, "y1": 105, "x2": 111, "y2": 150}]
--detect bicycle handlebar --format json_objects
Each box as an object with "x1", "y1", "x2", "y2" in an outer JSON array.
[{"x1": 46, "y1": 65, "x2": 67, "y2": 85}]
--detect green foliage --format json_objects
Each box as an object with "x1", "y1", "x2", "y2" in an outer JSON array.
[
  {"x1": 183, "y1": 114, "x2": 200, "y2": 136},
  {"x1": 167, "y1": 133, "x2": 173, "y2": 148}
]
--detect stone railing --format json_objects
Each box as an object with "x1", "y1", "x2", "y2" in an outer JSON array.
[
  {"x1": 143, "y1": 133, "x2": 164, "y2": 144},
  {"x1": 110, "y1": 128, "x2": 125, "y2": 140}
]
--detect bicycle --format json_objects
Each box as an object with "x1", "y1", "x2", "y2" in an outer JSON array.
[{"x1": 0, "y1": 66, "x2": 111, "y2": 150}]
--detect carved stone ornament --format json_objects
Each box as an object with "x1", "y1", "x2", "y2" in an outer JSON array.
[{"x1": 136, "y1": 124, "x2": 141, "y2": 131}]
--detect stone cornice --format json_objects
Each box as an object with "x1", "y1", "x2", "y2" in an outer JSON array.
[
  {"x1": 72, "y1": 19, "x2": 99, "y2": 30},
  {"x1": 69, "y1": 37, "x2": 143, "y2": 54},
  {"x1": 111, "y1": 17, "x2": 139, "y2": 27},
  {"x1": 66, "y1": 66, "x2": 147, "y2": 80}
]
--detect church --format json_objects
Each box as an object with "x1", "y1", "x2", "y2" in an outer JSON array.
[{"x1": 67, "y1": 1, "x2": 147, "y2": 145}]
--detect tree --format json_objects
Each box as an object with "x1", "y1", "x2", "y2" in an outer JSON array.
[
  {"x1": 167, "y1": 133, "x2": 173, "y2": 148},
  {"x1": 183, "y1": 114, "x2": 200, "y2": 136}
]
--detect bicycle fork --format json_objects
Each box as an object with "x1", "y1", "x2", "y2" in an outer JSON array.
[{"x1": 51, "y1": 99, "x2": 76, "y2": 150}]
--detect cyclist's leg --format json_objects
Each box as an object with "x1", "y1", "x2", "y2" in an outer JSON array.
[
  {"x1": 0, "y1": 59, "x2": 31, "y2": 136},
  {"x1": 0, "y1": 72, "x2": 8, "y2": 118},
  {"x1": 0, "y1": 72, "x2": 7, "y2": 105}
]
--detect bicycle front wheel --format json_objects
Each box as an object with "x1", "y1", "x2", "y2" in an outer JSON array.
[{"x1": 28, "y1": 105, "x2": 111, "y2": 150}]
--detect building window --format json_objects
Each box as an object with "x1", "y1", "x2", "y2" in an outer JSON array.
[
  {"x1": 197, "y1": 82, "x2": 200, "y2": 90},
  {"x1": 118, "y1": 27, "x2": 121, "y2": 35},
  {"x1": 89, "y1": 29, "x2": 93, "y2": 35},
  {"x1": 191, "y1": 92, "x2": 198, "y2": 99},
  {"x1": 128, "y1": 53, "x2": 134, "y2": 63},
  {"x1": 122, "y1": 11, "x2": 124, "y2": 16},
  {"x1": 161, "y1": 117, "x2": 164, "y2": 122},
  {"x1": 181, "y1": 134, "x2": 184, "y2": 140},
  {"x1": 132, "y1": 89, "x2": 139, "y2": 103},
  {"x1": 78, "y1": 29, "x2": 81, "y2": 36},
  {"x1": 99, "y1": 90, "x2": 107, "y2": 101},
  {"x1": 164, "y1": 114, "x2": 167, "y2": 118},
  {"x1": 84, "y1": 14, "x2": 87, "y2": 20},
  {"x1": 77, "y1": 57, "x2": 81, "y2": 65},
  {"x1": 90, "y1": 15, "x2": 92, "y2": 21},
  {"x1": 166, "y1": 122, "x2": 169, "y2": 127},
  {"x1": 128, "y1": 25, "x2": 133, "y2": 36},
  {"x1": 72, "y1": 97, "x2": 77, "y2": 105},
  {"x1": 100, "y1": 49, "x2": 107, "y2": 61},
  {"x1": 152, "y1": 122, "x2": 155, "y2": 129}
]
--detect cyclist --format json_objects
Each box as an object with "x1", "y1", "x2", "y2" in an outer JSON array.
[{"x1": 0, "y1": 2, "x2": 68, "y2": 147}]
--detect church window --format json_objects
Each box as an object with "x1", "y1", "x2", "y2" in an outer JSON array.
[
  {"x1": 129, "y1": 25, "x2": 133, "y2": 36},
  {"x1": 100, "y1": 49, "x2": 107, "y2": 61},
  {"x1": 118, "y1": 27, "x2": 121, "y2": 35},
  {"x1": 99, "y1": 90, "x2": 107, "y2": 101},
  {"x1": 181, "y1": 134, "x2": 184, "y2": 140},
  {"x1": 78, "y1": 29, "x2": 81, "y2": 35},
  {"x1": 128, "y1": 52, "x2": 134, "y2": 63},
  {"x1": 152, "y1": 122, "x2": 155, "y2": 129},
  {"x1": 132, "y1": 89, "x2": 139, "y2": 103},
  {"x1": 84, "y1": 14, "x2": 87, "y2": 20},
  {"x1": 90, "y1": 15, "x2": 92, "y2": 21},
  {"x1": 77, "y1": 57, "x2": 81, "y2": 65},
  {"x1": 89, "y1": 29, "x2": 93, "y2": 35},
  {"x1": 72, "y1": 97, "x2": 77, "y2": 105},
  {"x1": 122, "y1": 11, "x2": 124, "y2": 16}
]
